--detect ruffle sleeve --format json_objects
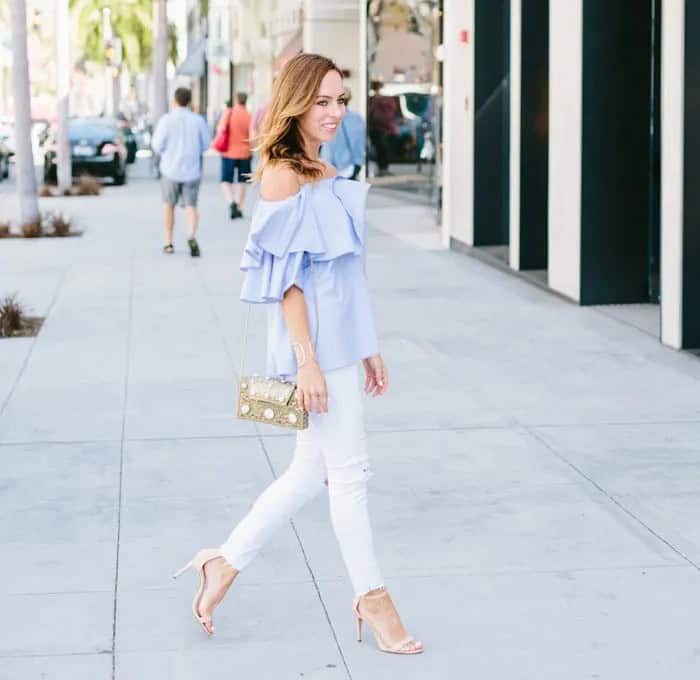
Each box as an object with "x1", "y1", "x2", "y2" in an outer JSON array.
[
  {"x1": 239, "y1": 177, "x2": 371, "y2": 303},
  {"x1": 240, "y1": 185, "x2": 319, "y2": 303},
  {"x1": 332, "y1": 176, "x2": 370, "y2": 246}
]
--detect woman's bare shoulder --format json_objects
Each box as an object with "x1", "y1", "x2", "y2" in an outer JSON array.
[{"x1": 260, "y1": 164, "x2": 301, "y2": 201}]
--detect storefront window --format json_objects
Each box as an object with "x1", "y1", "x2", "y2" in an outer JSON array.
[{"x1": 367, "y1": 0, "x2": 442, "y2": 206}]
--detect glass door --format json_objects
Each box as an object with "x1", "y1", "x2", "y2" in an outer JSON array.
[
  {"x1": 366, "y1": 0, "x2": 443, "y2": 206},
  {"x1": 648, "y1": 0, "x2": 661, "y2": 302}
]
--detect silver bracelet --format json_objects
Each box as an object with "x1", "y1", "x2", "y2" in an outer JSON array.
[{"x1": 292, "y1": 341, "x2": 315, "y2": 368}]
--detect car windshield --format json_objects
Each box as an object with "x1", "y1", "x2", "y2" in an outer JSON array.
[{"x1": 69, "y1": 121, "x2": 116, "y2": 141}]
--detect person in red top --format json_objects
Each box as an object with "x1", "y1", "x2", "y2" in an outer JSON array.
[{"x1": 217, "y1": 92, "x2": 252, "y2": 219}]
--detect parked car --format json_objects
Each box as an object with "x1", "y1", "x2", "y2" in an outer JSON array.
[
  {"x1": 116, "y1": 115, "x2": 138, "y2": 164},
  {"x1": 0, "y1": 120, "x2": 15, "y2": 160},
  {"x1": 43, "y1": 117, "x2": 128, "y2": 185},
  {"x1": 123, "y1": 126, "x2": 137, "y2": 164},
  {"x1": 0, "y1": 138, "x2": 10, "y2": 181}
]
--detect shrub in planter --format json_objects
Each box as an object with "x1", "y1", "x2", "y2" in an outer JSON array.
[
  {"x1": 76, "y1": 174, "x2": 101, "y2": 196},
  {"x1": 0, "y1": 221, "x2": 10, "y2": 238},
  {"x1": 21, "y1": 219, "x2": 43, "y2": 238},
  {"x1": 0, "y1": 294, "x2": 24, "y2": 337},
  {"x1": 47, "y1": 212, "x2": 72, "y2": 237}
]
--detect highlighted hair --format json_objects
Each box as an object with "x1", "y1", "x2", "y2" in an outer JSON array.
[{"x1": 252, "y1": 53, "x2": 343, "y2": 182}]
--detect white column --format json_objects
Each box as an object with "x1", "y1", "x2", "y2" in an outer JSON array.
[
  {"x1": 660, "y1": 0, "x2": 685, "y2": 349},
  {"x1": 303, "y1": 0, "x2": 361, "y2": 99},
  {"x1": 509, "y1": 0, "x2": 522, "y2": 269},
  {"x1": 442, "y1": 0, "x2": 474, "y2": 248},
  {"x1": 547, "y1": 0, "x2": 583, "y2": 301}
]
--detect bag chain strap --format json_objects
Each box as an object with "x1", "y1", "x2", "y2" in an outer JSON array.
[
  {"x1": 239, "y1": 261, "x2": 319, "y2": 379},
  {"x1": 239, "y1": 177, "x2": 322, "y2": 380}
]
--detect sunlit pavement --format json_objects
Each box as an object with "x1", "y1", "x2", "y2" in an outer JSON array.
[{"x1": 1, "y1": 156, "x2": 700, "y2": 679}]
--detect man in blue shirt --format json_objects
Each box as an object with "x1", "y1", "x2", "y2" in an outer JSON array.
[
  {"x1": 152, "y1": 87, "x2": 211, "y2": 256},
  {"x1": 321, "y1": 88, "x2": 366, "y2": 180}
]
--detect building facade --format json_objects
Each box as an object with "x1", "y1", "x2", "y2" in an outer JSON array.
[
  {"x1": 206, "y1": 0, "x2": 697, "y2": 352},
  {"x1": 441, "y1": 0, "x2": 699, "y2": 351}
]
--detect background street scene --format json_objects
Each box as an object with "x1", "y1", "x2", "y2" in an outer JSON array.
[
  {"x1": 1, "y1": 156, "x2": 700, "y2": 679},
  {"x1": 2, "y1": 0, "x2": 700, "y2": 679}
]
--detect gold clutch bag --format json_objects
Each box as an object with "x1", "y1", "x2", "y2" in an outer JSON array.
[
  {"x1": 237, "y1": 375, "x2": 308, "y2": 430},
  {"x1": 236, "y1": 278, "x2": 317, "y2": 430}
]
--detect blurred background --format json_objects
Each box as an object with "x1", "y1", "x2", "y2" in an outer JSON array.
[{"x1": 1, "y1": 0, "x2": 696, "y2": 352}]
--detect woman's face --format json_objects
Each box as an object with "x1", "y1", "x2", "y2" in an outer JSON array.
[{"x1": 298, "y1": 70, "x2": 346, "y2": 149}]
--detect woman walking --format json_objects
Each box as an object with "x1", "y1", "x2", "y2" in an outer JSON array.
[
  {"x1": 217, "y1": 92, "x2": 252, "y2": 219},
  {"x1": 174, "y1": 53, "x2": 422, "y2": 656}
]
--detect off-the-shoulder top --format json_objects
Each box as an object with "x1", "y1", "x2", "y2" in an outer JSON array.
[{"x1": 240, "y1": 176, "x2": 379, "y2": 377}]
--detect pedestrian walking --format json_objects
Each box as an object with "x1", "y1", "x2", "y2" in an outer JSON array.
[
  {"x1": 368, "y1": 82, "x2": 399, "y2": 177},
  {"x1": 320, "y1": 87, "x2": 366, "y2": 179},
  {"x1": 216, "y1": 92, "x2": 252, "y2": 219},
  {"x1": 173, "y1": 53, "x2": 423, "y2": 656},
  {"x1": 151, "y1": 87, "x2": 211, "y2": 257}
]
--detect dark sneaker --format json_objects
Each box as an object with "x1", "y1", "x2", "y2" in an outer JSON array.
[
  {"x1": 163, "y1": 244, "x2": 174, "y2": 254},
  {"x1": 229, "y1": 202, "x2": 238, "y2": 219},
  {"x1": 232, "y1": 206, "x2": 243, "y2": 219},
  {"x1": 187, "y1": 238, "x2": 200, "y2": 257}
]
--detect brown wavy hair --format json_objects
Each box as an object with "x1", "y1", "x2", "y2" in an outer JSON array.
[{"x1": 252, "y1": 53, "x2": 343, "y2": 182}]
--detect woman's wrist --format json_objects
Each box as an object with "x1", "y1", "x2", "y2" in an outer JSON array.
[
  {"x1": 292, "y1": 340, "x2": 316, "y2": 368},
  {"x1": 297, "y1": 358, "x2": 319, "y2": 372}
]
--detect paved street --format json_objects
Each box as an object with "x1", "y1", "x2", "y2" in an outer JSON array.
[{"x1": 1, "y1": 158, "x2": 700, "y2": 679}]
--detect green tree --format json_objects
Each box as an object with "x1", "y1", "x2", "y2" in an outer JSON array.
[
  {"x1": 71, "y1": 0, "x2": 178, "y2": 74},
  {"x1": 70, "y1": 0, "x2": 153, "y2": 76},
  {"x1": 70, "y1": 0, "x2": 178, "y2": 115}
]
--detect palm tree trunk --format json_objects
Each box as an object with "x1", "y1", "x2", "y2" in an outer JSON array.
[
  {"x1": 10, "y1": 0, "x2": 39, "y2": 223},
  {"x1": 55, "y1": 0, "x2": 71, "y2": 193},
  {"x1": 151, "y1": 0, "x2": 168, "y2": 124},
  {"x1": 112, "y1": 70, "x2": 121, "y2": 117}
]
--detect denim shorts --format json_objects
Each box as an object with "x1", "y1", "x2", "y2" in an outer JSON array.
[
  {"x1": 161, "y1": 177, "x2": 200, "y2": 207},
  {"x1": 221, "y1": 156, "x2": 252, "y2": 183}
]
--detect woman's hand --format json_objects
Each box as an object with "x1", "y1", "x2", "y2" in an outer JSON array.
[
  {"x1": 296, "y1": 361, "x2": 328, "y2": 414},
  {"x1": 363, "y1": 354, "x2": 389, "y2": 397}
]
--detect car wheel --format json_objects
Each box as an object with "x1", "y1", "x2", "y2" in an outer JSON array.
[
  {"x1": 44, "y1": 165, "x2": 57, "y2": 185},
  {"x1": 114, "y1": 164, "x2": 126, "y2": 186}
]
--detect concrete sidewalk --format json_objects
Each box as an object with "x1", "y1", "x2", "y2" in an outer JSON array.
[{"x1": 1, "y1": 158, "x2": 700, "y2": 679}]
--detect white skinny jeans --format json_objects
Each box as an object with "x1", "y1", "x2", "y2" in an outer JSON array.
[{"x1": 221, "y1": 364, "x2": 384, "y2": 596}]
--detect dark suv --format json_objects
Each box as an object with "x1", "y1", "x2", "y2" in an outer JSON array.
[{"x1": 44, "y1": 117, "x2": 128, "y2": 185}]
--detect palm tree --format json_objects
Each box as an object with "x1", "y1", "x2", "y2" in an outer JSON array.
[
  {"x1": 151, "y1": 0, "x2": 168, "y2": 124},
  {"x1": 56, "y1": 0, "x2": 72, "y2": 193},
  {"x1": 71, "y1": 0, "x2": 153, "y2": 115},
  {"x1": 10, "y1": 0, "x2": 39, "y2": 225},
  {"x1": 70, "y1": 0, "x2": 178, "y2": 117}
]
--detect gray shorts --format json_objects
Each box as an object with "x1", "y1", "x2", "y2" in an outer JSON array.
[{"x1": 161, "y1": 177, "x2": 200, "y2": 207}]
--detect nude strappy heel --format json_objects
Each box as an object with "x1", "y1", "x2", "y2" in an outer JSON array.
[
  {"x1": 173, "y1": 548, "x2": 233, "y2": 636},
  {"x1": 352, "y1": 589, "x2": 423, "y2": 655}
]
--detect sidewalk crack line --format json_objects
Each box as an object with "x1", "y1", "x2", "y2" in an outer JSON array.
[
  {"x1": 112, "y1": 255, "x2": 134, "y2": 680},
  {"x1": 526, "y1": 426, "x2": 700, "y2": 572}
]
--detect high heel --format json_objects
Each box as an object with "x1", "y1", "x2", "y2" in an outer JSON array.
[
  {"x1": 352, "y1": 589, "x2": 423, "y2": 655},
  {"x1": 173, "y1": 548, "x2": 236, "y2": 636}
]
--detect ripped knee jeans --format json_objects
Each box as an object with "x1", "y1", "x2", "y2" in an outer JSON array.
[{"x1": 221, "y1": 364, "x2": 384, "y2": 596}]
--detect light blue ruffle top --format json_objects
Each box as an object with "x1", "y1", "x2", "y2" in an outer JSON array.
[{"x1": 240, "y1": 176, "x2": 379, "y2": 377}]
